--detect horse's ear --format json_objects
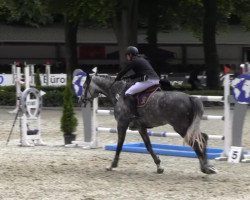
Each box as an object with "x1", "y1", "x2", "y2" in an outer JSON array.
[
  {"x1": 89, "y1": 67, "x2": 97, "y2": 77},
  {"x1": 92, "y1": 67, "x2": 97, "y2": 74}
]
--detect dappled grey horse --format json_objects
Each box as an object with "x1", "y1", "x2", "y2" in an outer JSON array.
[{"x1": 82, "y1": 74, "x2": 217, "y2": 174}]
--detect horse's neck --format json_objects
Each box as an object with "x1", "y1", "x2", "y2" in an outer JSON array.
[
  {"x1": 93, "y1": 76, "x2": 111, "y2": 96},
  {"x1": 93, "y1": 76, "x2": 124, "y2": 104}
]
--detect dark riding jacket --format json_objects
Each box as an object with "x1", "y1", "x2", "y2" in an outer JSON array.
[{"x1": 115, "y1": 56, "x2": 159, "y2": 81}]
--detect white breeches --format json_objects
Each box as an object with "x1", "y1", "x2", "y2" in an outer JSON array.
[{"x1": 125, "y1": 79, "x2": 160, "y2": 95}]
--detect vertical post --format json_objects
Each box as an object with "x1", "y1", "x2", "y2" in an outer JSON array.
[
  {"x1": 241, "y1": 62, "x2": 250, "y2": 73},
  {"x1": 11, "y1": 62, "x2": 17, "y2": 85},
  {"x1": 24, "y1": 64, "x2": 30, "y2": 89},
  {"x1": 45, "y1": 63, "x2": 51, "y2": 86},
  {"x1": 247, "y1": 62, "x2": 250, "y2": 72},
  {"x1": 231, "y1": 71, "x2": 250, "y2": 149},
  {"x1": 92, "y1": 98, "x2": 98, "y2": 147},
  {"x1": 82, "y1": 102, "x2": 92, "y2": 143},
  {"x1": 231, "y1": 103, "x2": 247, "y2": 147},
  {"x1": 8, "y1": 66, "x2": 22, "y2": 114},
  {"x1": 35, "y1": 115, "x2": 46, "y2": 145},
  {"x1": 222, "y1": 74, "x2": 232, "y2": 157},
  {"x1": 20, "y1": 114, "x2": 33, "y2": 147},
  {"x1": 29, "y1": 64, "x2": 35, "y2": 86},
  {"x1": 79, "y1": 98, "x2": 99, "y2": 148},
  {"x1": 16, "y1": 67, "x2": 21, "y2": 101}
]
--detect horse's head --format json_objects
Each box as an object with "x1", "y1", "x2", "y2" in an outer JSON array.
[
  {"x1": 81, "y1": 73, "x2": 98, "y2": 106},
  {"x1": 81, "y1": 73, "x2": 128, "y2": 107},
  {"x1": 81, "y1": 72, "x2": 119, "y2": 106}
]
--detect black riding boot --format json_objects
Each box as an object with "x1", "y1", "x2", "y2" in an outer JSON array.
[{"x1": 124, "y1": 94, "x2": 139, "y2": 119}]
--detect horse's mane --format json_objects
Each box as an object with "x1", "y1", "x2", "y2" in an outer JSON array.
[{"x1": 92, "y1": 74, "x2": 127, "y2": 100}]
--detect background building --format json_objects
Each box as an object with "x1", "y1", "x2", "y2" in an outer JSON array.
[{"x1": 0, "y1": 24, "x2": 250, "y2": 74}]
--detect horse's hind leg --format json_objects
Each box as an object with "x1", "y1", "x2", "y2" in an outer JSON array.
[
  {"x1": 138, "y1": 128, "x2": 164, "y2": 174},
  {"x1": 191, "y1": 132, "x2": 217, "y2": 174},
  {"x1": 106, "y1": 121, "x2": 129, "y2": 171}
]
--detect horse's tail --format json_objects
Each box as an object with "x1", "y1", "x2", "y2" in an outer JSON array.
[{"x1": 184, "y1": 96, "x2": 205, "y2": 150}]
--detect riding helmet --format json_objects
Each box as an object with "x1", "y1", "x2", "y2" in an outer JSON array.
[{"x1": 126, "y1": 46, "x2": 139, "y2": 56}]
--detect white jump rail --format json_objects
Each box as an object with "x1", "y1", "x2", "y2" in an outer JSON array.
[
  {"x1": 96, "y1": 109, "x2": 224, "y2": 121},
  {"x1": 96, "y1": 127, "x2": 224, "y2": 140}
]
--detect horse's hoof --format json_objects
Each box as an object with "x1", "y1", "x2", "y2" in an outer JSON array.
[
  {"x1": 106, "y1": 166, "x2": 113, "y2": 171},
  {"x1": 157, "y1": 167, "x2": 164, "y2": 174},
  {"x1": 202, "y1": 165, "x2": 218, "y2": 174}
]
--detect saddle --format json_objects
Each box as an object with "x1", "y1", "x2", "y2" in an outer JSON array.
[{"x1": 135, "y1": 84, "x2": 161, "y2": 107}]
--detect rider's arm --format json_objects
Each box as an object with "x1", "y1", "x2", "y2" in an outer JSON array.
[{"x1": 115, "y1": 63, "x2": 134, "y2": 81}]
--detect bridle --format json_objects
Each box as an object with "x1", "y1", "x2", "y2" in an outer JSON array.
[
  {"x1": 82, "y1": 74, "x2": 94, "y2": 107},
  {"x1": 81, "y1": 74, "x2": 125, "y2": 106}
]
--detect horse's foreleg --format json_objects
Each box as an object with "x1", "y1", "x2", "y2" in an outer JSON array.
[
  {"x1": 192, "y1": 132, "x2": 217, "y2": 174},
  {"x1": 106, "y1": 121, "x2": 128, "y2": 171},
  {"x1": 138, "y1": 128, "x2": 164, "y2": 174}
]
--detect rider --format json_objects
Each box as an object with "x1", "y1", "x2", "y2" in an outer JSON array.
[{"x1": 115, "y1": 46, "x2": 160, "y2": 119}]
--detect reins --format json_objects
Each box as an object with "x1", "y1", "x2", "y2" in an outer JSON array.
[
  {"x1": 82, "y1": 74, "x2": 129, "y2": 106},
  {"x1": 82, "y1": 74, "x2": 94, "y2": 107}
]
